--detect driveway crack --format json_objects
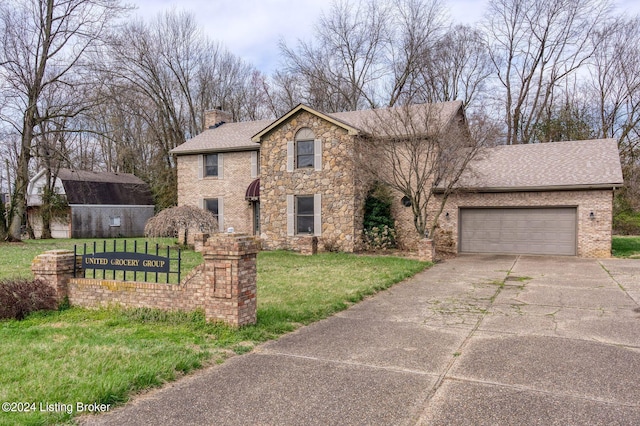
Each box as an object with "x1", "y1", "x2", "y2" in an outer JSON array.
[{"x1": 411, "y1": 255, "x2": 520, "y2": 424}]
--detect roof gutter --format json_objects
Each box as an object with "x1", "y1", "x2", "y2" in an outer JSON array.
[
  {"x1": 433, "y1": 183, "x2": 624, "y2": 194},
  {"x1": 170, "y1": 146, "x2": 260, "y2": 156}
]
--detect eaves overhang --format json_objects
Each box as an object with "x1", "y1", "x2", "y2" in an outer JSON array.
[
  {"x1": 433, "y1": 183, "x2": 624, "y2": 194},
  {"x1": 251, "y1": 104, "x2": 361, "y2": 143},
  {"x1": 170, "y1": 145, "x2": 259, "y2": 156}
]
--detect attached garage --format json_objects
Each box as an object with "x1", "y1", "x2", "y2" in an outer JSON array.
[
  {"x1": 435, "y1": 139, "x2": 624, "y2": 258},
  {"x1": 459, "y1": 207, "x2": 576, "y2": 256}
]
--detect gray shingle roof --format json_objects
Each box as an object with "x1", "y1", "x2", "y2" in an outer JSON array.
[
  {"x1": 172, "y1": 102, "x2": 463, "y2": 154},
  {"x1": 170, "y1": 120, "x2": 271, "y2": 155},
  {"x1": 328, "y1": 101, "x2": 463, "y2": 136},
  {"x1": 451, "y1": 139, "x2": 623, "y2": 191}
]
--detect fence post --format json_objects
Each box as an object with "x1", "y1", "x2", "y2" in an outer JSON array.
[
  {"x1": 202, "y1": 233, "x2": 259, "y2": 326},
  {"x1": 31, "y1": 250, "x2": 77, "y2": 302}
]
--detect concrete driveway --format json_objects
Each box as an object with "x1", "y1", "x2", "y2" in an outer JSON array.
[{"x1": 82, "y1": 255, "x2": 640, "y2": 425}]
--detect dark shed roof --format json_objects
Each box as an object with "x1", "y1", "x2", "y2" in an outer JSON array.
[{"x1": 58, "y1": 169, "x2": 154, "y2": 205}]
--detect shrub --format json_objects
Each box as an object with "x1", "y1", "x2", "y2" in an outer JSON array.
[
  {"x1": 363, "y1": 225, "x2": 397, "y2": 250},
  {"x1": 362, "y1": 183, "x2": 396, "y2": 250},
  {"x1": 145, "y1": 205, "x2": 218, "y2": 244},
  {"x1": 613, "y1": 210, "x2": 640, "y2": 235},
  {"x1": 0, "y1": 278, "x2": 57, "y2": 320}
]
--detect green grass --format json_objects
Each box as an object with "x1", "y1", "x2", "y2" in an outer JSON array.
[
  {"x1": 612, "y1": 235, "x2": 640, "y2": 257},
  {"x1": 0, "y1": 242, "x2": 427, "y2": 425},
  {"x1": 0, "y1": 238, "x2": 202, "y2": 282}
]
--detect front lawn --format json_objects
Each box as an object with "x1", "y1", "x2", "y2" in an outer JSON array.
[
  {"x1": 612, "y1": 235, "x2": 640, "y2": 258},
  {"x1": 0, "y1": 238, "x2": 202, "y2": 281},
  {"x1": 0, "y1": 241, "x2": 427, "y2": 425}
]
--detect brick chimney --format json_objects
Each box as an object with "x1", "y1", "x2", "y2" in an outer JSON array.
[{"x1": 204, "y1": 107, "x2": 233, "y2": 131}]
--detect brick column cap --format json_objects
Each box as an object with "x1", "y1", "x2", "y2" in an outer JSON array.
[{"x1": 203, "y1": 234, "x2": 260, "y2": 257}]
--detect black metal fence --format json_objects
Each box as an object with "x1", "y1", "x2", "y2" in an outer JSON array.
[{"x1": 74, "y1": 240, "x2": 181, "y2": 284}]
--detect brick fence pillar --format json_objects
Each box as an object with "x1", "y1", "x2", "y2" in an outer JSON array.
[
  {"x1": 192, "y1": 232, "x2": 210, "y2": 253},
  {"x1": 31, "y1": 250, "x2": 77, "y2": 302},
  {"x1": 202, "y1": 233, "x2": 259, "y2": 326},
  {"x1": 418, "y1": 238, "x2": 435, "y2": 262}
]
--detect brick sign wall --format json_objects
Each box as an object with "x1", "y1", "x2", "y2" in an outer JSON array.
[{"x1": 32, "y1": 234, "x2": 258, "y2": 327}]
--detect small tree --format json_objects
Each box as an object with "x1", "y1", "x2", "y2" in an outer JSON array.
[
  {"x1": 355, "y1": 103, "x2": 485, "y2": 242},
  {"x1": 144, "y1": 205, "x2": 218, "y2": 244}
]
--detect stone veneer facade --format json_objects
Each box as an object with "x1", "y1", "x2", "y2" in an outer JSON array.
[
  {"x1": 259, "y1": 110, "x2": 366, "y2": 252},
  {"x1": 174, "y1": 107, "x2": 617, "y2": 258},
  {"x1": 177, "y1": 150, "x2": 258, "y2": 238},
  {"x1": 433, "y1": 189, "x2": 614, "y2": 258}
]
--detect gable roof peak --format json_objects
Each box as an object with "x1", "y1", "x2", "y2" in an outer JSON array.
[{"x1": 251, "y1": 101, "x2": 465, "y2": 143}]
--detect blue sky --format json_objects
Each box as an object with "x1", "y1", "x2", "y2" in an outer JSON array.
[{"x1": 130, "y1": 0, "x2": 640, "y2": 74}]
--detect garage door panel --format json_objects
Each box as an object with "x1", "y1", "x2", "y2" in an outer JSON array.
[{"x1": 459, "y1": 208, "x2": 576, "y2": 255}]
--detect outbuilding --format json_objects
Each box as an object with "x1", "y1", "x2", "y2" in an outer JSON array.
[{"x1": 27, "y1": 168, "x2": 155, "y2": 238}]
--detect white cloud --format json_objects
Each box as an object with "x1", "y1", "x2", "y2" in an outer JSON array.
[
  {"x1": 129, "y1": 0, "x2": 640, "y2": 74},
  {"x1": 131, "y1": 0, "x2": 328, "y2": 72}
]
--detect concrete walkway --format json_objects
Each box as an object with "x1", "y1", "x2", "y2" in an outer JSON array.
[{"x1": 81, "y1": 255, "x2": 640, "y2": 425}]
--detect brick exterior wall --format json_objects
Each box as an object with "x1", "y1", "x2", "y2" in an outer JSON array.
[
  {"x1": 390, "y1": 187, "x2": 423, "y2": 250},
  {"x1": 177, "y1": 150, "x2": 257, "y2": 237},
  {"x1": 259, "y1": 110, "x2": 365, "y2": 252},
  {"x1": 433, "y1": 189, "x2": 614, "y2": 258},
  {"x1": 31, "y1": 250, "x2": 76, "y2": 300},
  {"x1": 31, "y1": 235, "x2": 259, "y2": 326},
  {"x1": 174, "y1": 108, "x2": 616, "y2": 258}
]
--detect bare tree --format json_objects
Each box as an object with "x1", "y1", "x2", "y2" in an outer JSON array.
[
  {"x1": 279, "y1": 0, "x2": 388, "y2": 111},
  {"x1": 385, "y1": 0, "x2": 448, "y2": 107},
  {"x1": 586, "y1": 16, "x2": 640, "y2": 159},
  {"x1": 98, "y1": 10, "x2": 266, "y2": 209},
  {"x1": 355, "y1": 103, "x2": 484, "y2": 241},
  {"x1": 412, "y1": 24, "x2": 493, "y2": 109},
  {"x1": 262, "y1": 71, "x2": 302, "y2": 118},
  {"x1": 484, "y1": 0, "x2": 614, "y2": 144},
  {"x1": 0, "y1": 0, "x2": 129, "y2": 240}
]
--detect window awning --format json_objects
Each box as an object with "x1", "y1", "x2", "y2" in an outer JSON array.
[{"x1": 245, "y1": 178, "x2": 260, "y2": 201}]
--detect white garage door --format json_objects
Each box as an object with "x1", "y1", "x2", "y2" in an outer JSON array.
[{"x1": 459, "y1": 207, "x2": 577, "y2": 255}]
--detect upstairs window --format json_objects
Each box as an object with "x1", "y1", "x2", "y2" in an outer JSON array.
[
  {"x1": 287, "y1": 128, "x2": 322, "y2": 172},
  {"x1": 296, "y1": 140, "x2": 314, "y2": 168},
  {"x1": 204, "y1": 154, "x2": 218, "y2": 177}
]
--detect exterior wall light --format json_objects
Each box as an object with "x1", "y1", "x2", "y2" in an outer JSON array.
[{"x1": 589, "y1": 211, "x2": 595, "y2": 220}]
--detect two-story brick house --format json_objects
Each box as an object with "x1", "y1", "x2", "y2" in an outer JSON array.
[
  {"x1": 171, "y1": 102, "x2": 623, "y2": 257},
  {"x1": 173, "y1": 102, "x2": 468, "y2": 251},
  {"x1": 172, "y1": 109, "x2": 269, "y2": 240}
]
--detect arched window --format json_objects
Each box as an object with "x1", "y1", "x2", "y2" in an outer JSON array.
[{"x1": 295, "y1": 128, "x2": 315, "y2": 168}]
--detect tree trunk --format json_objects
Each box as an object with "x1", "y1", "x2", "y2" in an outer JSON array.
[{"x1": 8, "y1": 108, "x2": 36, "y2": 240}]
